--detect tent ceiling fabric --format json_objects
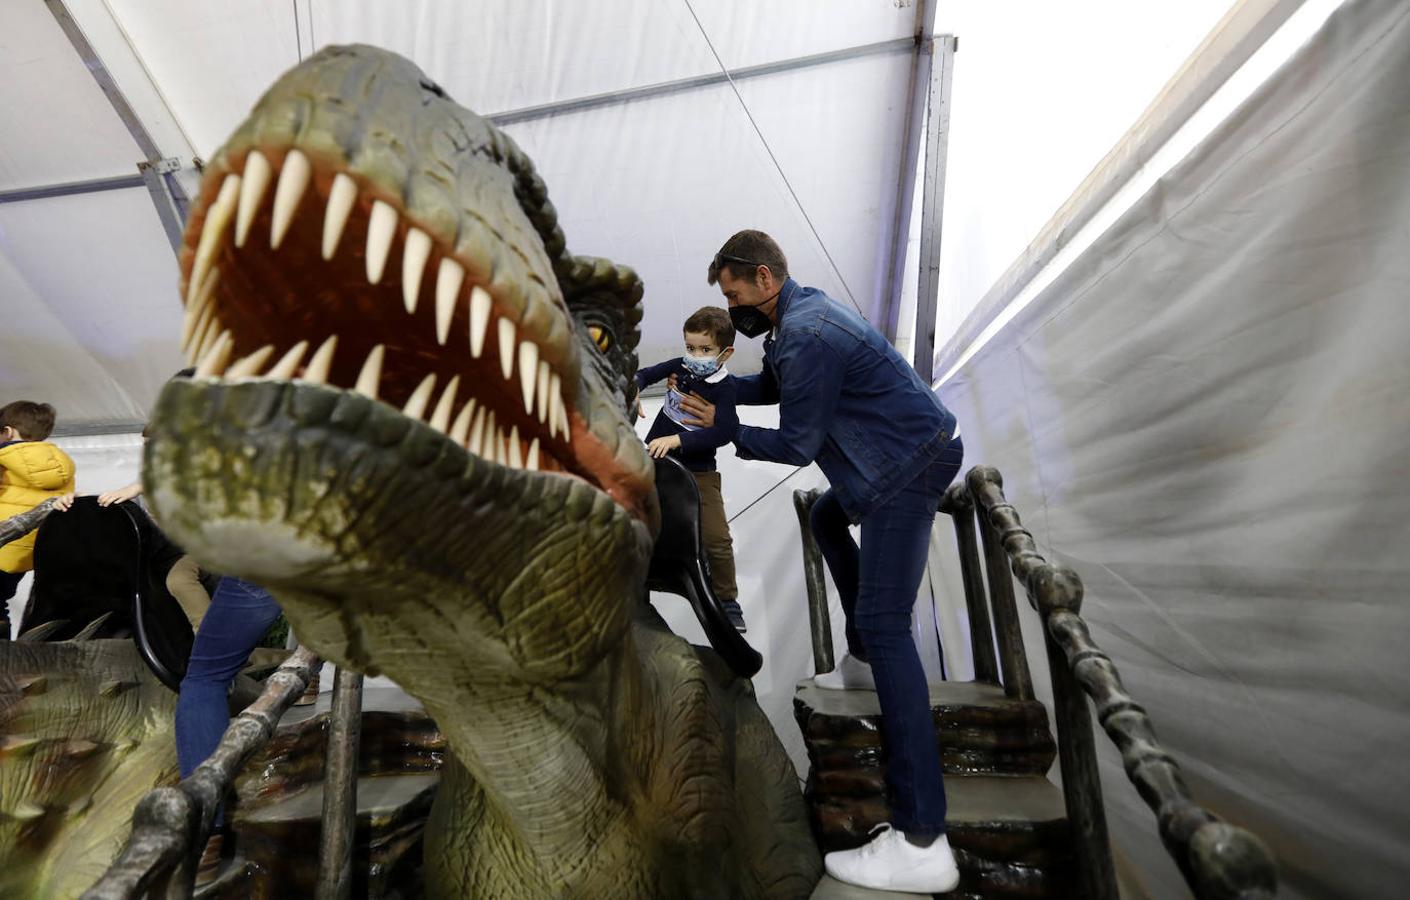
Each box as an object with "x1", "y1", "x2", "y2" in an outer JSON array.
[
  {"x1": 0, "y1": 1, "x2": 143, "y2": 189},
  {"x1": 3, "y1": 0, "x2": 919, "y2": 430},
  {"x1": 0, "y1": 186, "x2": 185, "y2": 428}
]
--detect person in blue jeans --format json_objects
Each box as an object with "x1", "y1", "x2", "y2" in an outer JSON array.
[
  {"x1": 694, "y1": 229, "x2": 964, "y2": 893},
  {"x1": 175, "y1": 576, "x2": 283, "y2": 880}
]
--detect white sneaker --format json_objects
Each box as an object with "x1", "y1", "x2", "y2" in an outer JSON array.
[
  {"x1": 813, "y1": 653, "x2": 875, "y2": 691},
  {"x1": 824, "y1": 824, "x2": 960, "y2": 894}
]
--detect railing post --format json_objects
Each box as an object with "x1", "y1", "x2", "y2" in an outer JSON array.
[
  {"x1": 1031, "y1": 566, "x2": 1119, "y2": 900},
  {"x1": 316, "y1": 665, "x2": 364, "y2": 900},
  {"x1": 939, "y1": 484, "x2": 999, "y2": 684},
  {"x1": 792, "y1": 488, "x2": 835, "y2": 676},
  {"x1": 971, "y1": 472, "x2": 1034, "y2": 700}
]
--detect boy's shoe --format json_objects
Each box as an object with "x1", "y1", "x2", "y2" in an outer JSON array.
[
  {"x1": 721, "y1": 600, "x2": 747, "y2": 633},
  {"x1": 824, "y1": 824, "x2": 960, "y2": 893},
  {"x1": 813, "y1": 653, "x2": 875, "y2": 691}
]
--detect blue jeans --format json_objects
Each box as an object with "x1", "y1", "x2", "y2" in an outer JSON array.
[
  {"x1": 176, "y1": 577, "x2": 282, "y2": 779},
  {"x1": 810, "y1": 436, "x2": 964, "y2": 837}
]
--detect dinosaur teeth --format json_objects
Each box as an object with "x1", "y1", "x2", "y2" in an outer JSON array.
[
  {"x1": 183, "y1": 301, "x2": 214, "y2": 361},
  {"x1": 549, "y1": 378, "x2": 565, "y2": 440},
  {"x1": 497, "y1": 319, "x2": 515, "y2": 380},
  {"x1": 450, "y1": 397, "x2": 475, "y2": 444},
  {"x1": 493, "y1": 427, "x2": 508, "y2": 466},
  {"x1": 518, "y1": 341, "x2": 538, "y2": 415},
  {"x1": 366, "y1": 201, "x2": 397, "y2": 284},
  {"x1": 429, "y1": 375, "x2": 460, "y2": 433},
  {"x1": 322, "y1": 173, "x2": 357, "y2": 260},
  {"x1": 191, "y1": 313, "x2": 223, "y2": 365},
  {"x1": 508, "y1": 426, "x2": 522, "y2": 469},
  {"x1": 402, "y1": 373, "x2": 437, "y2": 420},
  {"x1": 226, "y1": 344, "x2": 275, "y2": 379},
  {"x1": 303, "y1": 335, "x2": 337, "y2": 384},
  {"x1": 188, "y1": 174, "x2": 240, "y2": 307},
  {"x1": 435, "y1": 258, "x2": 463, "y2": 346},
  {"x1": 181, "y1": 269, "x2": 220, "y2": 353},
  {"x1": 467, "y1": 406, "x2": 486, "y2": 456},
  {"x1": 265, "y1": 340, "x2": 308, "y2": 380},
  {"x1": 469, "y1": 285, "x2": 491, "y2": 358},
  {"x1": 270, "y1": 149, "x2": 310, "y2": 250},
  {"x1": 235, "y1": 151, "x2": 272, "y2": 248},
  {"x1": 355, "y1": 344, "x2": 385, "y2": 399},
  {"x1": 402, "y1": 228, "x2": 432, "y2": 313},
  {"x1": 195, "y1": 330, "x2": 234, "y2": 378},
  {"x1": 536, "y1": 361, "x2": 551, "y2": 425},
  {"x1": 194, "y1": 161, "x2": 578, "y2": 467}
]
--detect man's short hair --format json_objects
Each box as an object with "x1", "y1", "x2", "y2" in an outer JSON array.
[
  {"x1": 1, "y1": 401, "x2": 57, "y2": 440},
  {"x1": 683, "y1": 306, "x2": 736, "y2": 349},
  {"x1": 707, "y1": 229, "x2": 789, "y2": 286}
]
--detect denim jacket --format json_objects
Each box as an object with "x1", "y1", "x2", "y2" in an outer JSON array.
[{"x1": 733, "y1": 279, "x2": 957, "y2": 522}]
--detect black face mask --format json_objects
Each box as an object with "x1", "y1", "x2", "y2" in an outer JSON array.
[
  {"x1": 729, "y1": 304, "x2": 772, "y2": 338},
  {"x1": 729, "y1": 290, "x2": 779, "y2": 339}
]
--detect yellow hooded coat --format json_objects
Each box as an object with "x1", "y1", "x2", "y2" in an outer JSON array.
[{"x1": 0, "y1": 441, "x2": 77, "y2": 573}]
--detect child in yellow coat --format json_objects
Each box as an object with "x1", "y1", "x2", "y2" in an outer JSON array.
[{"x1": 0, "y1": 401, "x2": 77, "y2": 638}]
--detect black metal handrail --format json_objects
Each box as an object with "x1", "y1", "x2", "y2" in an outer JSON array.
[
  {"x1": 82, "y1": 647, "x2": 319, "y2": 899},
  {"x1": 961, "y1": 465, "x2": 1278, "y2": 900},
  {"x1": 791, "y1": 488, "x2": 835, "y2": 676}
]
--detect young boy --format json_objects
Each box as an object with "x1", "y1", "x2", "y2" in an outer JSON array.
[
  {"x1": 0, "y1": 401, "x2": 77, "y2": 638},
  {"x1": 635, "y1": 307, "x2": 746, "y2": 630}
]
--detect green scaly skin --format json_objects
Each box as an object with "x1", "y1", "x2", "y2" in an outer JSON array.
[{"x1": 145, "y1": 45, "x2": 820, "y2": 897}]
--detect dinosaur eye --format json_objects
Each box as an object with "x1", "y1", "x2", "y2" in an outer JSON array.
[{"x1": 588, "y1": 325, "x2": 612, "y2": 352}]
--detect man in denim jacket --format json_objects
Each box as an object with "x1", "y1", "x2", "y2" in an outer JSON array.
[{"x1": 700, "y1": 230, "x2": 965, "y2": 893}]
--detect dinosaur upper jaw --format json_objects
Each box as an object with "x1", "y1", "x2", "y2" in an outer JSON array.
[{"x1": 174, "y1": 144, "x2": 653, "y2": 523}]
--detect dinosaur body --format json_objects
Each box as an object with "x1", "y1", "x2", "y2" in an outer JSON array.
[
  {"x1": 145, "y1": 45, "x2": 820, "y2": 897},
  {"x1": 0, "y1": 640, "x2": 178, "y2": 899}
]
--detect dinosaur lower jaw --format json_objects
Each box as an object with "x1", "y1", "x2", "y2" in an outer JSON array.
[
  {"x1": 145, "y1": 378, "x2": 651, "y2": 604},
  {"x1": 176, "y1": 146, "x2": 652, "y2": 521}
]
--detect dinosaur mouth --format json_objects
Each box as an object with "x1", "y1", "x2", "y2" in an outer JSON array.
[{"x1": 177, "y1": 146, "x2": 645, "y2": 517}]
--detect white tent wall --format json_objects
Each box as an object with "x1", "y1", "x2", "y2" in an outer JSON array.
[
  {"x1": 931, "y1": 0, "x2": 1410, "y2": 896},
  {"x1": 927, "y1": 0, "x2": 1247, "y2": 345}
]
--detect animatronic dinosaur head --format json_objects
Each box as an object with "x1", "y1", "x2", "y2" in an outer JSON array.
[{"x1": 146, "y1": 45, "x2": 658, "y2": 676}]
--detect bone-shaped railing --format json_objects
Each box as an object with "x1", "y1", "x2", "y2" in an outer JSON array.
[{"x1": 961, "y1": 465, "x2": 1278, "y2": 900}]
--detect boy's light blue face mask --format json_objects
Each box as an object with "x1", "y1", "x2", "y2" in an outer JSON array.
[{"x1": 680, "y1": 354, "x2": 723, "y2": 378}]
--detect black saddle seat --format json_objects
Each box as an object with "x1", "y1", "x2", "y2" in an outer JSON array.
[
  {"x1": 20, "y1": 496, "x2": 193, "y2": 689},
  {"x1": 645, "y1": 456, "x2": 762, "y2": 678}
]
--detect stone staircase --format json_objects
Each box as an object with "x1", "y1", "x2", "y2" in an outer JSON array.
[
  {"x1": 798, "y1": 679, "x2": 1079, "y2": 899},
  {"x1": 196, "y1": 685, "x2": 444, "y2": 899}
]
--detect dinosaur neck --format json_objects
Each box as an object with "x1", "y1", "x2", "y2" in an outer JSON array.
[{"x1": 417, "y1": 632, "x2": 652, "y2": 863}]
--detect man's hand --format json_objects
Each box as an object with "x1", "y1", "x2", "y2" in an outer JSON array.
[
  {"x1": 646, "y1": 435, "x2": 682, "y2": 459},
  {"x1": 97, "y1": 482, "x2": 143, "y2": 507},
  {"x1": 52, "y1": 493, "x2": 75, "y2": 512},
  {"x1": 634, "y1": 396, "x2": 645, "y2": 419},
  {"x1": 678, "y1": 392, "x2": 717, "y2": 428}
]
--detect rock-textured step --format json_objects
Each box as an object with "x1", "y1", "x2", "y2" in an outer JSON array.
[
  {"x1": 234, "y1": 685, "x2": 444, "y2": 806},
  {"x1": 216, "y1": 684, "x2": 444, "y2": 898},
  {"x1": 796, "y1": 680, "x2": 1056, "y2": 786},
  {"x1": 234, "y1": 772, "x2": 439, "y2": 898},
  {"x1": 796, "y1": 679, "x2": 1077, "y2": 898}
]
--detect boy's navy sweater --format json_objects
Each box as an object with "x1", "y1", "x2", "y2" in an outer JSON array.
[{"x1": 635, "y1": 359, "x2": 739, "y2": 473}]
